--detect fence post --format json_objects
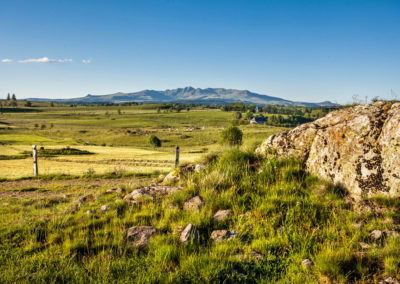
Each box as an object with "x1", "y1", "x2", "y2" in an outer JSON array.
[
  {"x1": 175, "y1": 146, "x2": 180, "y2": 167},
  {"x1": 33, "y1": 145, "x2": 38, "y2": 176}
]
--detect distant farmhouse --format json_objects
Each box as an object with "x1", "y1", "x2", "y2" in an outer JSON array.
[{"x1": 250, "y1": 116, "x2": 268, "y2": 124}]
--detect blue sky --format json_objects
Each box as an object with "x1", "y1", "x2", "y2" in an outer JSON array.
[{"x1": 0, "y1": 0, "x2": 399, "y2": 103}]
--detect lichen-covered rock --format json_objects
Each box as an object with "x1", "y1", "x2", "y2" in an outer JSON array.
[
  {"x1": 183, "y1": 196, "x2": 204, "y2": 211},
  {"x1": 179, "y1": 224, "x2": 199, "y2": 243},
  {"x1": 210, "y1": 230, "x2": 237, "y2": 242},
  {"x1": 126, "y1": 226, "x2": 156, "y2": 249},
  {"x1": 213, "y1": 209, "x2": 232, "y2": 222},
  {"x1": 256, "y1": 102, "x2": 400, "y2": 199}
]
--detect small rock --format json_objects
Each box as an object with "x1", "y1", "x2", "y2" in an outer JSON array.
[
  {"x1": 100, "y1": 204, "x2": 110, "y2": 212},
  {"x1": 213, "y1": 209, "x2": 232, "y2": 222},
  {"x1": 195, "y1": 163, "x2": 206, "y2": 172},
  {"x1": 359, "y1": 242, "x2": 371, "y2": 249},
  {"x1": 210, "y1": 230, "x2": 237, "y2": 242},
  {"x1": 105, "y1": 188, "x2": 122, "y2": 194},
  {"x1": 123, "y1": 188, "x2": 151, "y2": 204},
  {"x1": 78, "y1": 194, "x2": 95, "y2": 204},
  {"x1": 163, "y1": 170, "x2": 180, "y2": 184},
  {"x1": 370, "y1": 229, "x2": 384, "y2": 241},
  {"x1": 184, "y1": 196, "x2": 204, "y2": 211},
  {"x1": 127, "y1": 226, "x2": 156, "y2": 249},
  {"x1": 383, "y1": 277, "x2": 399, "y2": 284},
  {"x1": 302, "y1": 258, "x2": 314, "y2": 269},
  {"x1": 180, "y1": 224, "x2": 199, "y2": 243},
  {"x1": 352, "y1": 222, "x2": 363, "y2": 229}
]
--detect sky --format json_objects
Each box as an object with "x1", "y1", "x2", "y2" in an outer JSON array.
[{"x1": 0, "y1": 0, "x2": 399, "y2": 104}]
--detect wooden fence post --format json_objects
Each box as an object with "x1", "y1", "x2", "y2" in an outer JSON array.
[
  {"x1": 33, "y1": 145, "x2": 38, "y2": 176},
  {"x1": 175, "y1": 146, "x2": 180, "y2": 167}
]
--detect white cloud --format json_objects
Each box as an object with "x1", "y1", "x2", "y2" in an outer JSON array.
[
  {"x1": 1, "y1": 58, "x2": 13, "y2": 63},
  {"x1": 82, "y1": 59, "x2": 91, "y2": 64},
  {"x1": 17, "y1": 57, "x2": 73, "y2": 63}
]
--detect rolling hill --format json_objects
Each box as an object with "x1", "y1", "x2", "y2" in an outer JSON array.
[{"x1": 29, "y1": 87, "x2": 337, "y2": 106}]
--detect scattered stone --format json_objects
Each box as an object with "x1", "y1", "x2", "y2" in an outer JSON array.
[
  {"x1": 127, "y1": 226, "x2": 156, "y2": 249},
  {"x1": 210, "y1": 230, "x2": 237, "y2": 242},
  {"x1": 123, "y1": 188, "x2": 152, "y2": 204},
  {"x1": 100, "y1": 204, "x2": 110, "y2": 212},
  {"x1": 184, "y1": 196, "x2": 204, "y2": 211},
  {"x1": 213, "y1": 209, "x2": 232, "y2": 222},
  {"x1": 180, "y1": 224, "x2": 199, "y2": 244},
  {"x1": 85, "y1": 209, "x2": 94, "y2": 215},
  {"x1": 370, "y1": 230, "x2": 384, "y2": 241},
  {"x1": 359, "y1": 242, "x2": 371, "y2": 249},
  {"x1": 123, "y1": 185, "x2": 182, "y2": 204},
  {"x1": 302, "y1": 258, "x2": 314, "y2": 269},
  {"x1": 163, "y1": 170, "x2": 180, "y2": 184},
  {"x1": 383, "y1": 277, "x2": 400, "y2": 284},
  {"x1": 195, "y1": 163, "x2": 206, "y2": 172},
  {"x1": 353, "y1": 222, "x2": 363, "y2": 229},
  {"x1": 78, "y1": 194, "x2": 95, "y2": 204},
  {"x1": 105, "y1": 188, "x2": 123, "y2": 194}
]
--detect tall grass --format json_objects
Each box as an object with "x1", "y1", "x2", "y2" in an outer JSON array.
[{"x1": 0, "y1": 149, "x2": 398, "y2": 282}]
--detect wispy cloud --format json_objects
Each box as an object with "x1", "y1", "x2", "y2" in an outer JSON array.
[
  {"x1": 1, "y1": 58, "x2": 13, "y2": 63},
  {"x1": 82, "y1": 59, "x2": 91, "y2": 64},
  {"x1": 17, "y1": 57, "x2": 73, "y2": 63}
]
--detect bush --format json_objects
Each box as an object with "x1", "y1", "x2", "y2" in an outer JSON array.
[
  {"x1": 219, "y1": 126, "x2": 243, "y2": 146},
  {"x1": 149, "y1": 135, "x2": 162, "y2": 147},
  {"x1": 233, "y1": 111, "x2": 242, "y2": 120}
]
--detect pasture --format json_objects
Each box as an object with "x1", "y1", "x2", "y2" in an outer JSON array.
[{"x1": 0, "y1": 103, "x2": 285, "y2": 178}]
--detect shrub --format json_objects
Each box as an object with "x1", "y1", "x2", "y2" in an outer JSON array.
[
  {"x1": 219, "y1": 126, "x2": 243, "y2": 146},
  {"x1": 149, "y1": 135, "x2": 162, "y2": 147},
  {"x1": 233, "y1": 111, "x2": 242, "y2": 120}
]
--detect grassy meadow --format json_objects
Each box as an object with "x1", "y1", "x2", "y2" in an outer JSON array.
[
  {"x1": 0, "y1": 149, "x2": 399, "y2": 282},
  {"x1": 0, "y1": 103, "x2": 285, "y2": 178},
  {"x1": 1, "y1": 103, "x2": 399, "y2": 283}
]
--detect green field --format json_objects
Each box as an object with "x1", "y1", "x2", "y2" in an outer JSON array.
[{"x1": 0, "y1": 104, "x2": 285, "y2": 178}]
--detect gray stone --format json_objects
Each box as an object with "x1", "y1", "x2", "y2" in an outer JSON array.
[
  {"x1": 383, "y1": 277, "x2": 399, "y2": 284},
  {"x1": 359, "y1": 242, "x2": 371, "y2": 249},
  {"x1": 213, "y1": 209, "x2": 232, "y2": 222},
  {"x1": 184, "y1": 196, "x2": 204, "y2": 211},
  {"x1": 302, "y1": 258, "x2": 314, "y2": 269},
  {"x1": 179, "y1": 224, "x2": 199, "y2": 243},
  {"x1": 195, "y1": 163, "x2": 206, "y2": 172},
  {"x1": 123, "y1": 188, "x2": 151, "y2": 204},
  {"x1": 100, "y1": 204, "x2": 110, "y2": 212},
  {"x1": 210, "y1": 230, "x2": 237, "y2": 242},
  {"x1": 256, "y1": 102, "x2": 400, "y2": 199},
  {"x1": 370, "y1": 229, "x2": 384, "y2": 241},
  {"x1": 127, "y1": 226, "x2": 156, "y2": 249}
]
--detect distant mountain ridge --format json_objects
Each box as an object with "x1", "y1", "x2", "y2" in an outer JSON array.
[{"x1": 28, "y1": 87, "x2": 338, "y2": 106}]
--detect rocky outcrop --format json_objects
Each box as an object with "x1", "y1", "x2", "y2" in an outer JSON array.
[{"x1": 256, "y1": 102, "x2": 400, "y2": 199}]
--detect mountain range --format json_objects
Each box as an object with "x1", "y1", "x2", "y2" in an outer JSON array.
[{"x1": 28, "y1": 87, "x2": 337, "y2": 106}]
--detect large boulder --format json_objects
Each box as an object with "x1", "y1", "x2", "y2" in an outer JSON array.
[{"x1": 256, "y1": 102, "x2": 400, "y2": 199}]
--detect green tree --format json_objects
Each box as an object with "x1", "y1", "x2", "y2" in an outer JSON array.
[
  {"x1": 220, "y1": 126, "x2": 243, "y2": 146},
  {"x1": 25, "y1": 101, "x2": 32, "y2": 107},
  {"x1": 50, "y1": 102, "x2": 54, "y2": 107},
  {"x1": 11, "y1": 94, "x2": 16, "y2": 101},
  {"x1": 149, "y1": 135, "x2": 162, "y2": 147},
  {"x1": 233, "y1": 111, "x2": 242, "y2": 120},
  {"x1": 6, "y1": 93, "x2": 10, "y2": 100}
]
